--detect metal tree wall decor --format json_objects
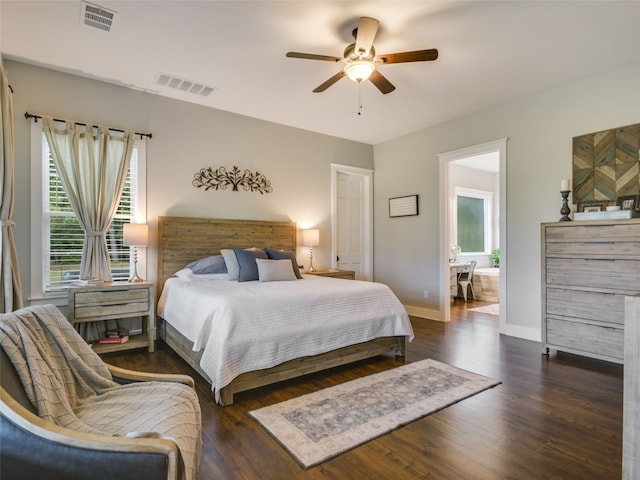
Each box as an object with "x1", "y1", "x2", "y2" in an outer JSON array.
[{"x1": 192, "y1": 165, "x2": 273, "y2": 194}]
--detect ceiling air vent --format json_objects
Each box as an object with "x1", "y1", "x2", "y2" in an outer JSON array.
[
  {"x1": 81, "y1": 1, "x2": 116, "y2": 32},
  {"x1": 155, "y1": 73, "x2": 216, "y2": 97}
]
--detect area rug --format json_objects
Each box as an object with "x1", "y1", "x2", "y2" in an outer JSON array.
[
  {"x1": 468, "y1": 303, "x2": 500, "y2": 316},
  {"x1": 248, "y1": 359, "x2": 500, "y2": 469}
]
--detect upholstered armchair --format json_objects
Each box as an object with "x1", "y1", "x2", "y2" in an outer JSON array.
[{"x1": 0, "y1": 305, "x2": 201, "y2": 480}]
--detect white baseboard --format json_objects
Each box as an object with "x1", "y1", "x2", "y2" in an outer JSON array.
[
  {"x1": 499, "y1": 323, "x2": 541, "y2": 342},
  {"x1": 403, "y1": 304, "x2": 444, "y2": 322}
]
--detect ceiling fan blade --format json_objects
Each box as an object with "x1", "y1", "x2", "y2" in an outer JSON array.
[
  {"x1": 313, "y1": 71, "x2": 347, "y2": 93},
  {"x1": 369, "y1": 69, "x2": 395, "y2": 94},
  {"x1": 376, "y1": 49, "x2": 439, "y2": 64},
  {"x1": 286, "y1": 52, "x2": 342, "y2": 62},
  {"x1": 355, "y1": 17, "x2": 379, "y2": 56}
]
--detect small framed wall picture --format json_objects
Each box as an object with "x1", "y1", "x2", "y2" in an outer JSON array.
[
  {"x1": 617, "y1": 195, "x2": 638, "y2": 211},
  {"x1": 389, "y1": 195, "x2": 419, "y2": 218},
  {"x1": 577, "y1": 201, "x2": 607, "y2": 212}
]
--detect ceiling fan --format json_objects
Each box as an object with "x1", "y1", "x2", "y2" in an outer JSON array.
[{"x1": 286, "y1": 16, "x2": 438, "y2": 95}]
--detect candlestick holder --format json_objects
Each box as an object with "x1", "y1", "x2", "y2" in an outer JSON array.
[{"x1": 559, "y1": 190, "x2": 571, "y2": 221}]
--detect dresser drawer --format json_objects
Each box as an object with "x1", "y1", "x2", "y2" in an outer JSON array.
[
  {"x1": 307, "y1": 270, "x2": 355, "y2": 280},
  {"x1": 546, "y1": 317, "x2": 623, "y2": 360},
  {"x1": 545, "y1": 240, "x2": 640, "y2": 259},
  {"x1": 545, "y1": 223, "x2": 640, "y2": 244},
  {"x1": 545, "y1": 257, "x2": 640, "y2": 292},
  {"x1": 545, "y1": 223, "x2": 640, "y2": 260},
  {"x1": 70, "y1": 286, "x2": 151, "y2": 322},
  {"x1": 74, "y1": 287, "x2": 149, "y2": 306},
  {"x1": 546, "y1": 287, "x2": 625, "y2": 325}
]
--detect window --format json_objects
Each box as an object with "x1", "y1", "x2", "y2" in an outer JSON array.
[
  {"x1": 454, "y1": 187, "x2": 493, "y2": 254},
  {"x1": 31, "y1": 121, "x2": 147, "y2": 296}
]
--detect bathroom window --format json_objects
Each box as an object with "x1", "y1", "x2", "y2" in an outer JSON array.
[{"x1": 454, "y1": 188, "x2": 493, "y2": 254}]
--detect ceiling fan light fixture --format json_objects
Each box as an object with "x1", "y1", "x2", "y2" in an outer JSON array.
[
  {"x1": 344, "y1": 60, "x2": 375, "y2": 83},
  {"x1": 286, "y1": 16, "x2": 437, "y2": 94}
]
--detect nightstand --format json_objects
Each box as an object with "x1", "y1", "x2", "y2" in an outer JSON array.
[
  {"x1": 306, "y1": 269, "x2": 356, "y2": 280},
  {"x1": 67, "y1": 281, "x2": 155, "y2": 354}
]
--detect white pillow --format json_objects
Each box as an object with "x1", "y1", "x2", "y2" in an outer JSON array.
[
  {"x1": 174, "y1": 268, "x2": 193, "y2": 278},
  {"x1": 256, "y1": 259, "x2": 297, "y2": 282},
  {"x1": 221, "y1": 247, "x2": 261, "y2": 281},
  {"x1": 220, "y1": 249, "x2": 240, "y2": 280}
]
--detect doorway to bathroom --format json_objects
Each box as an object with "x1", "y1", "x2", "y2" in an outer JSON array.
[{"x1": 439, "y1": 139, "x2": 507, "y2": 325}]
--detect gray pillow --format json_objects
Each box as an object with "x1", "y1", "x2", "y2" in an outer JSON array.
[
  {"x1": 256, "y1": 259, "x2": 297, "y2": 282},
  {"x1": 265, "y1": 248, "x2": 302, "y2": 279},
  {"x1": 185, "y1": 255, "x2": 227, "y2": 274},
  {"x1": 233, "y1": 248, "x2": 268, "y2": 282}
]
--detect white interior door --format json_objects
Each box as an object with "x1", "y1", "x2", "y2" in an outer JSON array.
[{"x1": 331, "y1": 164, "x2": 373, "y2": 280}]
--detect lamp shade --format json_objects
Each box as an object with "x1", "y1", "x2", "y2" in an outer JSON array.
[
  {"x1": 344, "y1": 60, "x2": 375, "y2": 83},
  {"x1": 123, "y1": 223, "x2": 149, "y2": 247},
  {"x1": 302, "y1": 229, "x2": 319, "y2": 247}
]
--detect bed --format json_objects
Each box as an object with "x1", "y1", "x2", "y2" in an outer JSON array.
[{"x1": 156, "y1": 216, "x2": 413, "y2": 406}]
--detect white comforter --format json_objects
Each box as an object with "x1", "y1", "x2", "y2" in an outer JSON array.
[{"x1": 158, "y1": 274, "x2": 413, "y2": 401}]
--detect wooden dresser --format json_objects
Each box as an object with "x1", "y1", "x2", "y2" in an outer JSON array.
[{"x1": 541, "y1": 219, "x2": 640, "y2": 363}]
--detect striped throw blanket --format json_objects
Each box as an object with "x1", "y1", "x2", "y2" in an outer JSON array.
[{"x1": 0, "y1": 304, "x2": 201, "y2": 480}]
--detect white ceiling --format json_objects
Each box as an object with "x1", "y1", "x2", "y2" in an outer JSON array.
[
  {"x1": 2, "y1": 1, "x2": 639, "y2": 145},
  {"x1": 454, "y1": 151, "x2": 499, "y2": 173}
]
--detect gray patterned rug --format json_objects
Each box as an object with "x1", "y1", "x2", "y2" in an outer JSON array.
[{"x1": 249, "y1": 359, "x2": 500, "y2": 469}]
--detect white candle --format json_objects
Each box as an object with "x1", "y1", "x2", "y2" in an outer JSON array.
[{"x1": 560, "y1": 179, "x2": 569, "y2": 191}]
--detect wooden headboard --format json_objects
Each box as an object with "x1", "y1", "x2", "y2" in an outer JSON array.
[{"x1": 157, "y1": 216, "x2": 297, "y2": 291}]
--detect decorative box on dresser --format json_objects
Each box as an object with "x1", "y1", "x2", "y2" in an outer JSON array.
[
  {"x1": 541, "y1": 219, "x2": 640, "y2": 364},
  {"x1": 67, "y1": 281, "x2": 155, "y2": 354}
]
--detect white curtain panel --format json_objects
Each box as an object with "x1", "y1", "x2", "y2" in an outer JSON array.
[
  {"x1": 43, "y1": 117, "x2": 135, "y2": 281},
  {"x1": 0, "y1": 66, "x2": 24, "y2": 313}
]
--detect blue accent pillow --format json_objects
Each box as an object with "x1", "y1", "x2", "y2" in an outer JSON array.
[
  {"x1": 265, "y1": 248, "x2": 302, "y2": 279},
  {"x1": 185, "y1": 255, "x2": 228, "y2": 274},
  {"x1": 233, "y1": 248, "x2": 268, "y2": 282}
]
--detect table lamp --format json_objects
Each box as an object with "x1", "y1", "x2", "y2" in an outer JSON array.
[
  {"x1": 123, "y1": 223, "x2": 149, "y2": 282},
  {"x1": 302, "y1": 229, "x2": 320, "y2": 273}
]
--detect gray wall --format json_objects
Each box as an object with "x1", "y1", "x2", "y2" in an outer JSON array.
[
  {"x1": 7, "y1": 57, "x2": 640, "y2": 342},
  {"x1": 6, "y1": 60, "x2": 373, "y2": 304},
  {"x1": 373, "y1": 59, "x2": 640, "y2": 340}
]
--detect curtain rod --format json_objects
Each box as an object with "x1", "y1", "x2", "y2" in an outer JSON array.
[{"x1": 24, "y1": 112, "x2": 152, "y2": 139}]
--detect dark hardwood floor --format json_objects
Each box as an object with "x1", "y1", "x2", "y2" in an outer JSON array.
[{"x1": 104, "y1": 299, "x2": 623, "y2": 479}]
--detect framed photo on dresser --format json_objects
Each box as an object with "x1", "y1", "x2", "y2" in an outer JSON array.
[
  {"x1": 577, "y1": 201, "x2": 607, "y2": 212},
  {"x1": 617, "y1": 195, "x2": 638, "y2": 211}
]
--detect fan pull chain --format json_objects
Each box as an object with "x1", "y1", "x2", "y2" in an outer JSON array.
[{"x1": 357, "y1": 84, "x2": 364, "y2": 116}]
